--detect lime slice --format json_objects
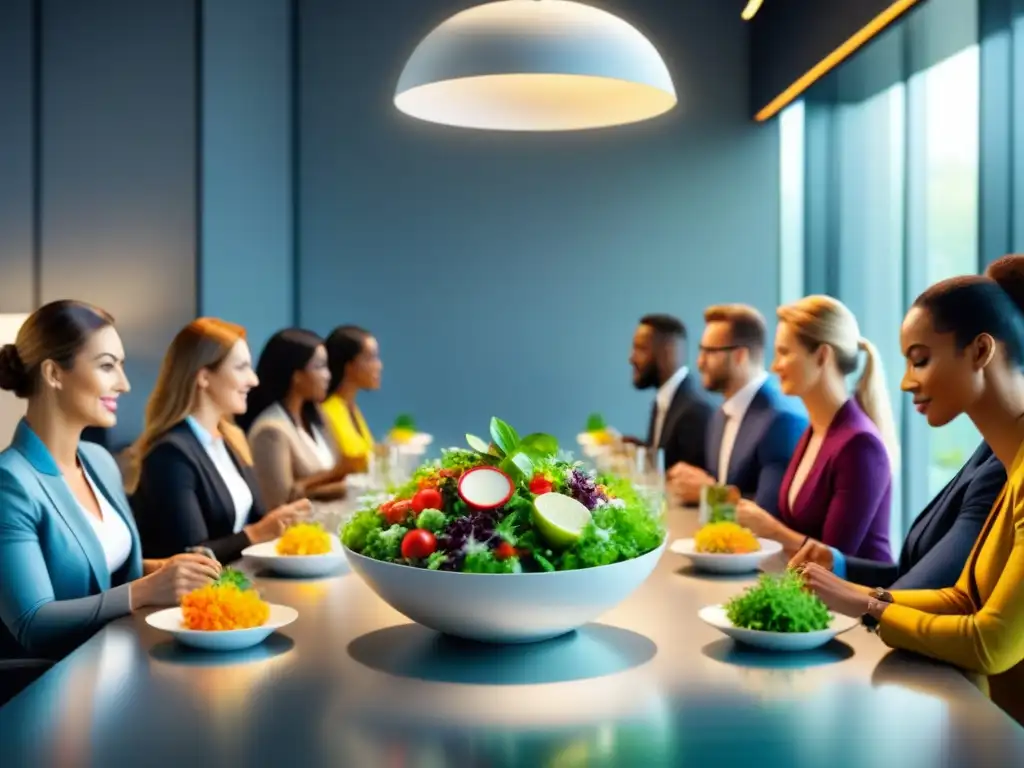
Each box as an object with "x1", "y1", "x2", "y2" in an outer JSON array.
[{"x1": 532, "y1": 492, "x2": 592, "y2": 549}]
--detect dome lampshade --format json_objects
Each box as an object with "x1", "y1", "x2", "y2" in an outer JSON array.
[{"x1": 394, "y1": 0, "x2": 678, "y2": 131}]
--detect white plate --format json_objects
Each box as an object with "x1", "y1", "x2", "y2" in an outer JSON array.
[
  {"x1": 145, "y1": 604, "x2": 298, "y2": 651},
  {"x1": 698, "y1": 604, "x2": 858, "y2": 652},
  {"x1": 670, "y1": 537, "x2": 783, "y2": 574},
  {"x1": 242, "y1": 534, "x2": 347, "y2": 577}
]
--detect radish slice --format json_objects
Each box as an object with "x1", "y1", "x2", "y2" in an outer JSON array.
[{"x1": 458, "y1": 466, "x2": 514, "y2": 510}]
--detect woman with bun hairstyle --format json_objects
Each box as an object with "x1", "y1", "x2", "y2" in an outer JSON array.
[
  {"x1": 800, "y1": 276, "x2": 1024, "y2": 726},
  {"x1": 127, "y1": 319, "x2": 309, "y2": 564},
  {"x1": 0, "y1": 301, "x2": 221, "y2": 660},
  {"x1": 735, "y1": 295, "x2": 897, "y2": 562}
]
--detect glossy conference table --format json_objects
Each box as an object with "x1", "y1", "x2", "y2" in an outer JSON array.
[{"x1": 2, "y1": 507, "x2": 1024, "y2": 767}]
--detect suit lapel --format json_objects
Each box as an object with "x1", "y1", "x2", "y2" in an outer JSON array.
[
  {"x1": 176, "y1": 423, "x2": 238, "y2": 532},
  {"x1": 659, "y1": 377, "x2": 693, "y2": 449},
  {"x1": 780, "y1": 428, "x2": 809, "y2": 518},
  {"x1": 645, "y1": 400, "x2": 658, "y2": 447},
  {"x1": 965, "y1": 485, "x2": 1004, "y2": 609},
  {"x1": 39, "y1": 472, "x2": 111, "y2": 589},
  {"x1": 232, "y1": 445, "x2": 265, "y2": 519},
  {"x1": 901, "y1": 474, "x2": 953, "y2": 564},
  {"x1": 11, "y1": 421, "x2": 111, "y2": 590},
  {"x1": 706, "y1": 409, "x2": 725, "y2": 479},
  {"x1": 80, "y1": 449, "x2": 142, "y2": 578},
  {"x1": 724, "y1": 386, "x2": 771, "y2": 484}
]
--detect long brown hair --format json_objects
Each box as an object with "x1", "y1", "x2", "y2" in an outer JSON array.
[{"x1": 124, "y1": 317, "x2": 251, "y2": 493}]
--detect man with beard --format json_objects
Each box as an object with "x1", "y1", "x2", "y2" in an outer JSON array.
[
  {"x1": 666, "y1": 304, "x2": 807, "y2": 513},
  {"x1": 628, "y1": 314, "x2": 714, "y2": 473}
]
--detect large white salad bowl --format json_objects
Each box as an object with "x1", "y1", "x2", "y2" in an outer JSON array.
[{"x1": 344, "y1": 537, "x2": 667, "y2": 644}]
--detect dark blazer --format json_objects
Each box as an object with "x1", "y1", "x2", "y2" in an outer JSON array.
[
  {"x1": 841, "y1": 442, "x2": 1005, "y2": 590},
  {"x1": 647, "y1": 374, "x2": 715, "y2": 473},
  {"x1": 779, "y1": 398, "x2": 893, "y2": 562},
  {"x1": 131, "y1": 421, "x2": 267, "y2": 563},
  {"x1": 705, "y1": 376, "x2": 808, "y2": 516}
]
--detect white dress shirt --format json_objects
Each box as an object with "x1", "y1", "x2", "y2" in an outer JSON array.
[
  {"x1": 652, "y1": 366, "x2": 689, "y2": 450},
  {"x1": 716, "y1": 371, "x2": 769, "y2": 483},
  {"x1": 79, "y1": 467, "x2": 133, "y2": 573},
  {"x1": 186, "y1": 416, "x2": 254, "y2": 533}
]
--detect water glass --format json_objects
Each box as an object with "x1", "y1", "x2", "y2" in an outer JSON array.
[{"x1": 632, "y1": 447, "x2": 666, "y2": 517}]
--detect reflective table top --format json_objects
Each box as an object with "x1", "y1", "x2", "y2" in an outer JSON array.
[{"x1": 2, "y1": 506, "x2": 1023, "y2": 767}]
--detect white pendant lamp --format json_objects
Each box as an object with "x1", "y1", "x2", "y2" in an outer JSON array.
[{"x1": 394, "y1": 0, "x2": 677, "y2": 131}]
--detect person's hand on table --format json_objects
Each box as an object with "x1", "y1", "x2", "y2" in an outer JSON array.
[
  {"x1": 666, "y1": 462, "x2": 715, "y2": 504},
  {"x1": 244, "y1": 498, "x2": 311, "y2": 544},
  {"x1": 735, "y1": 499, "x2": 782, "y2": 539},
  {"x1": 131, "y1": 553, "x2": 221, "y2": 608},
  {"x1": 796, "y1": 563, "x2": 873, "y2": 617},
  {"x1": 788, "y1": 537, "x2": 835, "y2": 570},
  {"x1": 330, "y1": 454, "x2": 367, "y2": 478}
]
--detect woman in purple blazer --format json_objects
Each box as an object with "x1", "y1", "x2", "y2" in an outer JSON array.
[{"x1": 736, "y1": 295, "x2": 898, "y2": 562}]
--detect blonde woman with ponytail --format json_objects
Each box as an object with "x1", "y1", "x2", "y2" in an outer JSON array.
[
  {"x1": 735, "y1": 295, "x2": 896, "y2": 563},
  {"x1": 128, "y1": 319, "x2": 309, "y2": 564}
]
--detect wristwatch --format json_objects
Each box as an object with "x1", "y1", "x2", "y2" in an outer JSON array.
[{"x1": 861, "y1": 587, "x2": 893, "y2": 632}]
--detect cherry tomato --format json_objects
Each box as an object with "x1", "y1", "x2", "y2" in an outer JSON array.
[
  {"x1": 381, "y1": 499, "x2": 413, "y2": 526},
  {"x1": 529, "y1": 476, "x2": 553, "y2": 495},
  {"x1": 412, "y1": 488, "x2": 444, "y2": 513},
  {"x1": 494, "y1": 541, "x2": 517, "y2": 560},
  {"x1": 401, "y1": 529, "x2": 437, "y2": 559}
]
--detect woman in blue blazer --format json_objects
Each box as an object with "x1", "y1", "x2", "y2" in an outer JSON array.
[{"x1": 0, "y1": 301, "x2": 220, "y2": 661}]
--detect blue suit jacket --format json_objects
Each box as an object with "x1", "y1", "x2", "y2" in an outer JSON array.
[
  {"x1": 705, "y1": 377, "x2": 808, "y2": 516},
  {"x1": 0, "y1": 420, "x2": 143, "y2": 659},
  {"x1": 834, "y1": 442, "x2": 1005, "y2": 590}
]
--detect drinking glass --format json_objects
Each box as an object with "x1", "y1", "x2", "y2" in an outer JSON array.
[
  {"x1": 632, "y1": 447, "x2": 666, "y2": 517},
  {"x1": 370, "y1": 444, "x2": 403, "y2": 490}
]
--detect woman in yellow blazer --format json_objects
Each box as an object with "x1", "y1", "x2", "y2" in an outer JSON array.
[
  {"x1": 800, "y1": 275, "x2": 1024, "y2": 726},
  {"x1": 321, "y1": 325, "x2": 382, "y2": 472}
]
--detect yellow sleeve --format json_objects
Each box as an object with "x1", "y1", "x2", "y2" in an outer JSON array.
[
  {"x1": 878, "y1": 519, "x2": 1024, "y2": 676},
  {"x1": 887, "y1": 581, "x2": 975, "y2": 616}
]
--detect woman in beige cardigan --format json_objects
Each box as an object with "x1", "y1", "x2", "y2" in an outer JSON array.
[{"x1": 237, "y1": 330, "x2": 354, "y2": 524}]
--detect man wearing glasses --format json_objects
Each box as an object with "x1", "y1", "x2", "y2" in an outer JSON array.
[{"x1": 667, "y1": 304, "x2": 807, "y2": 515}]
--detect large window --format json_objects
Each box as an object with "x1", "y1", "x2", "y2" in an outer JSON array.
[
  {"x1": 831, "y1": 83, "x2": 908, "y2": 544},
  {"x1": 915, "y1": 46, "x2": 981, "y2": 497},
  {"x1": 788, "y1": 1, "x2": 983, "y2": 543},
  {"x1": 779, "y1": 101, "x2": 805, "y2": 306}
]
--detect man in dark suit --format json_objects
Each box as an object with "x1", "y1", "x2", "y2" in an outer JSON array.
[
  {"x1": 628, "y1": 314, "x2": 714, "y2": 472},
  {"x1": 666, "y1": 304, "x2": 807, "y2": 514}
]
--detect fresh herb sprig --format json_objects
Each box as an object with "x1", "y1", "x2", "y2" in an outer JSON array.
[
  {"x1": 724, "y1": 571, "x2": 831, "y2": 633},
  {"x1": 214, "y1": 567, "x2": 253, "y2": 592},
  {"x1": 465, "y1": 417, "x2": 558, "y2": 483}
]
